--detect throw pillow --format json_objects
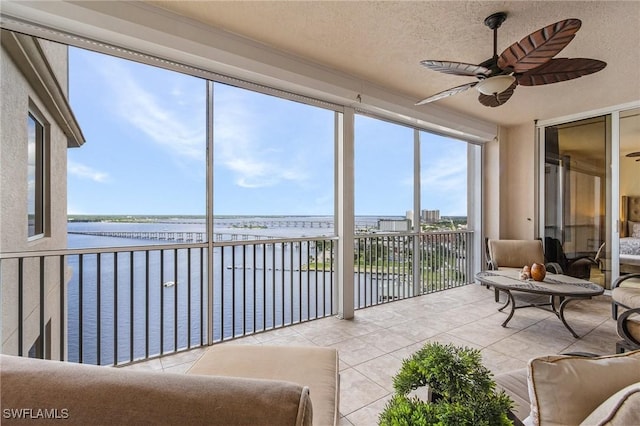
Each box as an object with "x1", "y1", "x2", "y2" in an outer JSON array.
[
  {"x1": 579, "y1": 382, "x2": 640, "y2": 426},
  {"x1": 527, "y1": 350, "x2": 640, "y2": 426},
  {"x1": 630, "y1": 221, "x2": 640, "y2": 238}
]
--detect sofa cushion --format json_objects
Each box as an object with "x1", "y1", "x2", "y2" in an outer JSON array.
[
  {"x1": 527, "y1": 351, "x2": 640, "y2": 426},
  {"x1": 187, "y1": 345, "x2": 339, "y2": 426},
  {"x1": 0, "y1": 354, "x2": 312, "y2": 426},
  {"x1": 494, "y1": 368, "x2": 530, "y2": 421},
  {"x1": 579, "y1": 382, "x2": 640, "y2": 426}
]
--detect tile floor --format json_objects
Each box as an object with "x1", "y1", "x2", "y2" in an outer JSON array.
[{"x1": 123, "y1": 283, "x2": 619, "y2": 425}]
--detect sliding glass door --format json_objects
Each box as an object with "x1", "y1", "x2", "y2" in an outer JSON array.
[
  {"x1": 543, "y1": 116, "x2": 611, "y2": 287},
  {"x1": 541, "y1": 104, "x2": 640, "y2": 289},
  {"x1": 619, "y1": 108, "x2": 640, "y2": 276}
]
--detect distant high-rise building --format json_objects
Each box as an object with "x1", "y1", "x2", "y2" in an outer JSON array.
[{"x1": 421, "y1": 209, "x2": 440, "y2": 223}]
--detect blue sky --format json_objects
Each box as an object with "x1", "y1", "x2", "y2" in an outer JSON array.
[{"x1": 68, "y1": 48, "x2": 467, "y2": 217}]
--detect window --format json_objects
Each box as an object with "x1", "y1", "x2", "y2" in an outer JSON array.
[
  {"x1": 419, "y1": 131, "x2": 468, "y2": 229},
  {"x1": 213, "y1": 83, "x2": 335, "y2": 233},
  {"x1": 354, "y1": 115, "x2": 414, "y2": 231},
  {"x1": 27, "y1": 111, "x2": 46, "y2": 239},
  {"x1": 67, "y1": 47, "x2": 207, "y2": 247}
]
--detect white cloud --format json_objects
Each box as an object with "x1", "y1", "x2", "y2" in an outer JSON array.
[
  {"x1": 68, "y1": 160, "x2": 110, "y2": 182},
  {"x1": 421, "y1": 160, "x2": 467, "y2": 191},
  {"x1": 213, "y1": 91, "x2": 308, "y2": 188},
  {"x1": 93, "y1": 57, "x2": 204, "y2": 162},
  {"x1": 87, "y1": 52, "x2": 311, "y2": 189},
  {"x1": 418, "y1": 143, "x2": 468, "y2": 215}
]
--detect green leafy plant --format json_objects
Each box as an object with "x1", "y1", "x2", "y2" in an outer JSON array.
[{"x1": 379, "y1": 342, "x2": 514, "y2": 426}]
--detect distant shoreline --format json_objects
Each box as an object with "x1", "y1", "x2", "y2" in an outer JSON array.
[{"x1": 68, "y1": 214, "x2": 467, "y2": 223}]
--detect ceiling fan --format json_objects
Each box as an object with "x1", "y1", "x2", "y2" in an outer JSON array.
[
  {"x1": 416, "y1": 12, "x2": 607, "y2": 107},
  {"x1": 626, "y1": 152, "x2": 640, "y2": 162}
]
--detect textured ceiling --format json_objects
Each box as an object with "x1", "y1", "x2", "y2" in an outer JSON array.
[{"x1": 145, "y1": 1, "x2": 640, "y2": 129}]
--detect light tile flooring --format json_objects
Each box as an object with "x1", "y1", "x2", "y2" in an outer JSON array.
[{"x1": 123, "y1": 284, "x2": 619, "y2": 425}]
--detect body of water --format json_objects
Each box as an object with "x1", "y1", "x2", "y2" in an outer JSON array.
[{"x1": 65, "y1": 216, "x2": 412, "y2": 364}]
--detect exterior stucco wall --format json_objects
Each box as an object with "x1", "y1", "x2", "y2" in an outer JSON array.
[
  {"x1": 502, "y1": 123, "x2": 536, "y2": 239},
  {"x1": 483, "y1": 123, "x2": 537, "y2": 243},
  {"x1": 483, "y1": 133, "x2": 501, "y2": 241},
  {"x1": 1, "y1": 37, "x2": 70, "y2": 358}
]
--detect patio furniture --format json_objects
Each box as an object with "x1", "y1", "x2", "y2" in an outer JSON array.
[
  {"x1": 612, "y1": 273, "x2": 640, "y2": 353},
  {"x1": 612, "y1": 273, "x2": 640, "y2": 319},
  {"x1": 485, "y1": 238, "x2": 562, "y2": 301},
  {"x1": 187, "y1": 345, "x2": 339, "y2": 426},
  {"x1": 475, "y1": 269, "x2": 604, "y2": 338},
  {"x1": 544, "y1": 236, "x2": 597, "y2": 279},
  {"x1": 495, "y1": 351, "x2": 640, "y2": 425},
  {"x1": 0, "y1": 354, "x2": 311, "y2": 425}
]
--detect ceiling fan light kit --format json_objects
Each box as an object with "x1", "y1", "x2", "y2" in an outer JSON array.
[
  {"x1": 416, "y1": 12, "x2": 606, "y2": 107},
  {"x1": 476, "y1": 75, "x2": 516, "y2": 96}
]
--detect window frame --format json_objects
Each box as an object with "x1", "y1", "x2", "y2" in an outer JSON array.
[{"x1": 27, "y1": 106, "x2": 48, "y2": 241}]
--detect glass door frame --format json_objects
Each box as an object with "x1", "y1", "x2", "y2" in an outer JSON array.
[{"x1": 536, "y1": 101, "x2": 640, "y2": 288}]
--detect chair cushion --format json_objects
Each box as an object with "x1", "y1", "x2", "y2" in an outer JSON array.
[
  {"x1": 527, "y1": 351, "x2": 640, "y2": 426},
  {"x1": 612, "y1": 287, "x2": 640, "y2": 309},
  {"x1": 618, "y1": 277, "x2": 640, "y2": 289},
  {"x1": 623, "y1": 316, "x2": 640, "y2": 342},
  {"x1": 488, "y1": 239, "x2": 545, "y2": 269},
  {"x1": 579, "y1": 382, "x2": 640, "y2": 426}
]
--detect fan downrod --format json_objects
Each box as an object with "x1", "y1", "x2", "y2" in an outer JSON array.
[{"x1": 484, "y1": 12, "x2": 507, "y2": 30}]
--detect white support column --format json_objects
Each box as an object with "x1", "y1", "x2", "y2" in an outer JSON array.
[
  {"x1": 336, "y1": 109, "x2": 354, "y2": 319},
  {"x1": 206, "y1": 81, "x2": 215, "y2": 345},
  {"x1": 468, "y1": 143, "x2": 483, "y2": 275},
  {"x1": 413, "y1": 129, "x2": 422, "y2": 295}
]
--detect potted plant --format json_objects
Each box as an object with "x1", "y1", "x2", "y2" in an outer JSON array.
[{"x1": 379, "y1": 342, "x2": 515, "y2": 425}]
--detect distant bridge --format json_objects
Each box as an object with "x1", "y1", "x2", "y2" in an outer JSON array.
[
  {"x1": 68, "y1": 231, "x2": 285, "y2": 243},
  {"x1": 214, "y1": 220, "x2": 378, "y2": 229},
  {"x1": 216, "y1": 220, "x2": 335, "y2": 229}
]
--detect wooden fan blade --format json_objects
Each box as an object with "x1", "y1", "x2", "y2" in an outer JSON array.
[
  {"x1": 498, "y1": 19, "x2": 581, "y2": 73},
  {"x1": 415, "y1": 82, "x2": 477, "y2": 105},
  {"x1": 420, "y1": 60, "x2": 491, "y2": 77},
  {"x1": 478, "y1": 82, "x2": 517, "y2": 107},
  {"x1": 516, "y1": 58, "x2": 606, "y2": 86},
  {"x1": 626, "y1": 152, "x2": 640, "y2": 157}
]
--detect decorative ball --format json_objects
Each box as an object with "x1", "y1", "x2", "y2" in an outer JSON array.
[{"x1": 530, "y1": 263, "x2": 546, "y2": 281}]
